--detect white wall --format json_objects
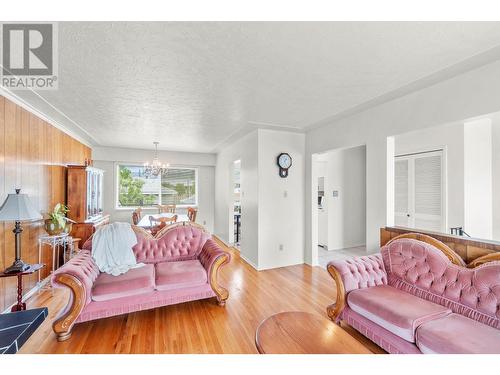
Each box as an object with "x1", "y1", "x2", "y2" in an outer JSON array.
[
  {"x1": 395, "y1": 122, "x2": 465, "y2": 231},
  {"x1": 305, "y1": 60, "x2": 500, "y2": 264},
  {"x1": 464, "y1": 118, "x2": 493, "y2": 239},
  {"x1": 493, "y1": 118, "x2": 500, "y2": 240},
  {"x1": 323, "y1": 146, "x2": 366, "y2": 251},
  {"x1": 214, "y1": 129, "x2": 305, "y2": 270},
  {"x1": 214, "y1": 130, "x2": 260, "y2": 267},
  {"x1": 93, "y1": 146, "x2": 216, "y2": 233},
  {"x1": 258, "y1": 129, "x2": 305, "y2": 270}
]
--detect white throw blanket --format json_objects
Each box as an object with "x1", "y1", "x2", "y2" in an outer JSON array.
[{"x1": 91, "y1": 222, "x2": 143, "y2": 276}]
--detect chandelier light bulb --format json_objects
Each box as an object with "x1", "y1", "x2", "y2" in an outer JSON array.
[{"x1": 144, "y1": 142, "x2": 169, "y2": 178}]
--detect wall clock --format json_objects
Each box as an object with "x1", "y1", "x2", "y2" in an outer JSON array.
[{"x1": 277, "y1": 153, "x2": 292, "y2": 178}]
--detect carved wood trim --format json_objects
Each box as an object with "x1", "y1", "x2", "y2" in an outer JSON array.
[
  {"x1": 153, "y1": 221, "x2": 210, "y2": 239},
  {"x1": 131, "y1": 225, "x2": 155, "y2": 239},
  {"x1": 209, "y1": 253, "x2": 230, "y2": 306},
  {"x1": 52, "y1": 274, "x2": 86, "y2": 341},
  {"x1": 326, "y1": 263, "x2": 346, "y2": 322},
  {"x1": 467, "y1": 253, "x2": 500, "y2": 268},
  {"x1": 386, "y1": 232, "x2": 465, "y2": 267}
]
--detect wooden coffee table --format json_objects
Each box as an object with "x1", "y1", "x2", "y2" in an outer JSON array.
[{"x1": 255, "y1": 311, "x2": 371, "y2": 354}]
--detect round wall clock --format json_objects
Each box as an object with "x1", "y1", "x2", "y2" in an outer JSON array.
[{"x1": 277, "y1": 153, "x2": 292, "y2": 178}]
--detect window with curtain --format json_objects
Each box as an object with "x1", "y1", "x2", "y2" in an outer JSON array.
[{"x1": 117, "y1": 164, "x2": 197, "y2": 208}]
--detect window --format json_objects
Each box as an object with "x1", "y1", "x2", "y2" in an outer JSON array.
[{"x1": 117, "y1": 164, "x2": 197, "y2": 208}]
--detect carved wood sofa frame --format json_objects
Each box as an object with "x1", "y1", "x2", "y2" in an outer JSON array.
[{"x1": 52, "y1": 222, "x2": 230, "y2": 341}]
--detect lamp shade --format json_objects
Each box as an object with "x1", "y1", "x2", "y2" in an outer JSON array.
[{"x1": 0, "y1": 190, "x2": 42, "y2": 222}]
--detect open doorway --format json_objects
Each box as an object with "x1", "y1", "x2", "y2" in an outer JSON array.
[
  {"x1": 312, "y1": 145, "x2": 367, "y2": 268},
  {"x1": 232, "y1": 160, "x2": 241, "y2": 248}
]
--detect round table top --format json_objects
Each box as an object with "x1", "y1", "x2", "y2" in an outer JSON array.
[{"x1": 255, "y1": 311, "x2": 372, "y2": 354}]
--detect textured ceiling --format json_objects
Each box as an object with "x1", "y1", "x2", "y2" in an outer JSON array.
[{"x1": 8, "y1": 22, "x2": 500, "y2": 153}]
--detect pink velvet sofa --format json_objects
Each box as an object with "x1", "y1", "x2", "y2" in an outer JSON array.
[
  {"x1": 326, "y1": 235, "x2": 500, "y2": 354},
  {"x1": 51, "y1": 223, "x2": 230, "y2": 341}
]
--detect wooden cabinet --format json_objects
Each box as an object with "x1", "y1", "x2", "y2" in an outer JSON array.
[{"x1": 67, "y1": 165, "x2": 109, "y2": 244}]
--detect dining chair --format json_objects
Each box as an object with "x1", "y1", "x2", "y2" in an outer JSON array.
[
  {"x1": 132, "y1": 207, "x2": 142, "y2": 225},
  {"x1": 187, "y1": 207, "x2": 197, "y2": 222},
  {"x1": 149, "y1": 215, "x2": 178, "y2": 236},
  {"x1": 157, "y1": 204, "x2": 176, "y2": 214}
]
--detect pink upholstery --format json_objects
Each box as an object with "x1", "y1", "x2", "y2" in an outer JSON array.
[
  {"x1": 416, "y1": 313, "x2": 500, "y2": 354},
  {"x1": 155, "y1": 260, "x2": 207, "y2": 291},
  {"x1": 328, "y1": 254, "x2": 387, "y2": 293},
  {"x1": 52, "y1": 250, "x2": 100, "y2": 305},
  {"x1": 92, "y1": 264, "x2": 155, "y2": 302},
  {"x1": 348, "y1": 285, "x2": 450, "y2": 342},
  {"x1": 329, "y1": 238, "x2": 500, "y2": 354},
  {"x1": 52, "y1": 224, "x2": 230, "y2": 334},
  {"x1": 133, "y1": 225, "x2": 210, "y2": 263},
  {"x1": 199, "y1": 239, "x2": 230, "y2": 273},
  {"x1": 342, "y1": 307, "x2": 422, "y2": 354},
  {"x1": 382, "y1": 238, "x2": 500, "y2": 329}
]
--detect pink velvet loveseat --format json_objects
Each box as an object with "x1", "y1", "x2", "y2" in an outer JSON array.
[
  {"x1": 51, "y1": 223, "x2": 230, "y2": 341},
  {"x1": 326, "y1": 234, "x2": 500, "y2": 354}
]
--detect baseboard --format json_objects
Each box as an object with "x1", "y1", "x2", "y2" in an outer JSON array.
[
  {"x1": 239, "y1": 253, "x2": 260, "y2": 271},
  {"x1": 326, "y1": 243, "x2": 366, "y2": 252}
]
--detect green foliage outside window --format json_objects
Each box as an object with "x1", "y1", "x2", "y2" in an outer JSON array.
[{"x1": 118, "y1": 166, "x2": 156, "y2": 206}]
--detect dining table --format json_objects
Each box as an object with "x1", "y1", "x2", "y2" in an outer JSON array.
[{"x1": 136, "y1": 212, "x2": 190, "y2": 228}]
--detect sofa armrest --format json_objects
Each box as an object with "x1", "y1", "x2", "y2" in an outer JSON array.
[
  {"x1": 326, "y1": 254, "x2": 387, "y2": 322},
  {"x1": 51, "y1": 250, "x2": 100, "y2": 341},
  {"x1": 199, "y1": 239, "x2": 231, "y2": 305}
]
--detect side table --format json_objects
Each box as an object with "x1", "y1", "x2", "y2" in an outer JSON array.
[
  {"x1": 38, "y1": 233, "x2": 75, "y2": 284},
  {"x1": 0, "y1": 264, "x2": 44, "y2": 312}
]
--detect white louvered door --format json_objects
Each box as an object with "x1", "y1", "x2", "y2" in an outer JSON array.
[{"x1": 394, "y1": 150, "x2": 445, "y2": 232}]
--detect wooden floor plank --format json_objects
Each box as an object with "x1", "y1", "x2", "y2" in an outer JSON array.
[{"x1": 19, "y1": 247, "x2": 384, "y2": 354}]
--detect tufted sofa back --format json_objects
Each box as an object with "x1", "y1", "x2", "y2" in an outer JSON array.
[
  {"x1": 382, "y1": 238, "x2": 500, "y2": 330},
  {"x1": 330, "y1": 254, "x2": 387, "y2": 293},
  {"x1": 132, "y1": 225, "x2": 210, "y2": 264}
]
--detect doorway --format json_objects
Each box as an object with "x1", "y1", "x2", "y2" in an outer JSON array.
[
  {"x1": 232, "y1": 160, "x2": 241, "y2": 248},
  {"x1": 394, "y1": 150, "x2": 446, "y2": 232},
  {"x1": 312, "y1": 145, "x2": 367, "y2": 268}
]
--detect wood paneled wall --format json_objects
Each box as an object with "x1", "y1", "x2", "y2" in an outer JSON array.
[{"x1": 0, "y1": 95, "x2": 91, "y2": 312}]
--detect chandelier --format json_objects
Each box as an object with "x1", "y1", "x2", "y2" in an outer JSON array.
[{"x1": 143, "y1": 142, "x2": 169, "y2": 178}]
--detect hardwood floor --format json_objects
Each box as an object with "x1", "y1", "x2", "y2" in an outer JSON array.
[{"x1": 19, "y1": 245, "x2": 384, "y2": 354}]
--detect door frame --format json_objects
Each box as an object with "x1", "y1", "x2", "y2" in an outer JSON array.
[{"x1": 394, "y1": 147, "x2": 448, "y2": 233}]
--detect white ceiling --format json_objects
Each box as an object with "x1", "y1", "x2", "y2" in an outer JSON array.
[{"x1": 8, "y1": 22, "x2": 500, "y2": 153}]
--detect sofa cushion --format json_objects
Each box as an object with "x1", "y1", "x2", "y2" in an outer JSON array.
[
  {"x1": 416, "y1": 313, "x2": 500, "y2": 354},
  {"x1": 347, "y1": 285, "x2": 451, "y2": 342},
  {"x1": 155, "y1": 260, "x2": 208, "y2": 291},
  {"x1": 92, "y1": 264, "x2": 155, "y2": 302}
]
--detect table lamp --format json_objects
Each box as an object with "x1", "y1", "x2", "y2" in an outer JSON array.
[{"x1": 0, "y1": 189, "x2": 42, "y2": 273}]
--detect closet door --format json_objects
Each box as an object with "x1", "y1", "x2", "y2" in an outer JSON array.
[
  {"x1": 394, "y1": 150, "x2": 445, "y2": 232},
  {"x1": 413, "y1": 152, "x2": 444, "y2": 231}
]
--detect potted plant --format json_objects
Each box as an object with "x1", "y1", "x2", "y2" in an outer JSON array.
[{"x1": 44, "y1": 203, "x2": 70, "y2": 235}]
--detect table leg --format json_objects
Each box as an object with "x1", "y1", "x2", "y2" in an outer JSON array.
[
  {"x1": 11, "y1": 274, "x2": 26, "y2": 312},
  {"x1": 52, "y1": 242, "x2": 56, "y2": 274},
  {"x1": 38, "y1": 240, "x2": 42, "y2": 284}
]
